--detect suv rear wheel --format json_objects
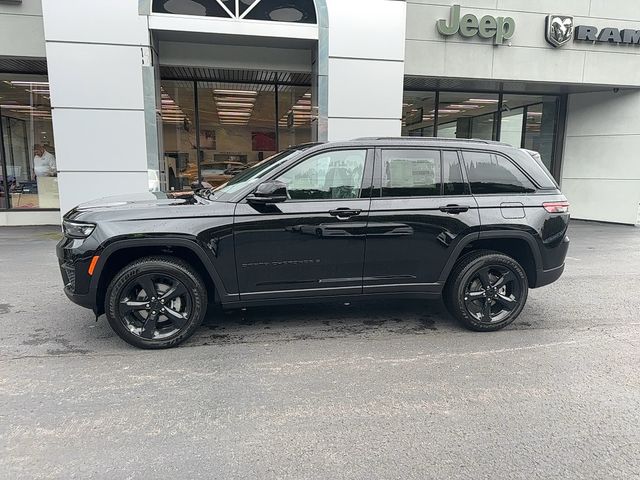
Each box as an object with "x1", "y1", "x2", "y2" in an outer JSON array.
[
  {"x1": 445, "y1": 251, "x2": 528, "y2": 331},
  {"x1": 105, "y1": 256, "x2": 207, "y2": 349}
]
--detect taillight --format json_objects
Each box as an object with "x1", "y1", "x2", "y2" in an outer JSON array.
[{"x1": 543, "y1": 201, "x2": 570, "y2": 214}]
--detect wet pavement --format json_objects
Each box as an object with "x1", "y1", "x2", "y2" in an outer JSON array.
[{"x1": 0, "y1": 221, "x2": 639, "y2": 479}]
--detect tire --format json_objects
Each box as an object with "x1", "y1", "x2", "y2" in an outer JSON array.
[
  {"x1": 105, "y1": 256, "x2": 208, "y2": 349},
  {"x1": 445, "y1": 250, "x2": 528, "y2": 332}
]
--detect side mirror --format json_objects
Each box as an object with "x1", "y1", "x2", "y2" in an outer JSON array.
[{"x1": 247, "y1": 180, "x2": 288, "y2": 205}]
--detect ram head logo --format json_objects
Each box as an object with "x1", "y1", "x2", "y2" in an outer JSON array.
[{"x1": 546, "y1": 15, "x2": 574, "y2": 47}]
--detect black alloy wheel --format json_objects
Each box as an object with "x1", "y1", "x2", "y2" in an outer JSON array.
[
  {"x1": 105, "y1": 256, "x2": 207, "y2": 349},
  {"x1": 118, "y1": 273, "x2": 192, "y2": 340},
  {"x1": 463, "y1": 265, "x2": 521, "y2": 324},
  {"x1": 445, "y1": 251, "x2": 528, "y2": 331}
]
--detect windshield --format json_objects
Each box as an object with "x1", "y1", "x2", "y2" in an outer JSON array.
[{"x1": 212, "y1": 149, "x2": 303, "y2": 196}]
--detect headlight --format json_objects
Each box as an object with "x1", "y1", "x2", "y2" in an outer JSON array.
[{"x1": 63, "y1": 220, "x2": 96, "y2": 238}]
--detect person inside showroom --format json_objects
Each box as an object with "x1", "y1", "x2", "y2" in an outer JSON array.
[{"x1": 33, "y1": 144, "x2": 57, "y2": 177}]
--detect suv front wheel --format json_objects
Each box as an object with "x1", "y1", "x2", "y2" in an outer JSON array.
[
  {"x1": 445, "y1": 251, "x2": 528, "y2": 331},
  {"x1": 105, "y1": 256, "x2": 208, "y2": 349}
]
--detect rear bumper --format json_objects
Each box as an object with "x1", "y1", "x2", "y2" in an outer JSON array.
[{"x1": 534, "y1": 263, "x2": 565, "y2": 288}]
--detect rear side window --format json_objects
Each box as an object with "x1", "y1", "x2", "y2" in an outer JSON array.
[
  {"x1": 381, "y1": 149, "x2": 441, "y2": 197},
  {"x1": 462, "y1": 151, "x2": 536, "y2": 194},
  {"x1": 442, "y1": 150, "x2": 468, "y2": 196}
]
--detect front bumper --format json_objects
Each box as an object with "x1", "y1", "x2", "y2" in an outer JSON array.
[
  {"x1": 56, "y1": 236, "x2": 98, "y2": 312},
  {"x1": 535, "y1": 263, "x2": 565, "y2": 288}
]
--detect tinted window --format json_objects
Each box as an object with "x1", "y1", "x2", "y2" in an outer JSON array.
[
  {"x1": 463, "y1": 151, "x2": 536, "y2": 194},
  {"x1": 277, "y1": 149, "x2": 367, "y2": 200},
  {"x1": 442, "y1": 151, "x2": 468, "y2": 195},
  {"x1": 381, "y1": 149, "x2": 441, "y2": 197}
]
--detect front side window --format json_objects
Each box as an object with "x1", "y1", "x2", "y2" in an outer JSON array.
[
  {"x1": 277, "y1": 149, "x2": 367, "y2": 200},
  {"x1": 463, "y1": 151, "x2": 536, "y2": 194},
  {"x1": 381, "y1": 149, "x2": 441, "y2": 198}
]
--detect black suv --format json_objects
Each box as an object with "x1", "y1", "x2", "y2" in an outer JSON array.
[{"x1": 57, "y1": 138, "x2": 570, "y2": 348}]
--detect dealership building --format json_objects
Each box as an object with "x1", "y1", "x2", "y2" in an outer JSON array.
[{"x1": 0, "y1": 0, "x2": 639, "y2": 226}]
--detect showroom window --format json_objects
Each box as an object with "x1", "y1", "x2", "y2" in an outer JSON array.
[
  {"x1": 402, "y1": 90, "x2": 563, "y2": 178},
  {"x1": 159, "y1": 78, "x2": 312, "y2": 192},
  {"x1": 152, "y1": 0, "x2": 317, "y2": 23},
  {"x1": 0, "y1": 76, "x2": 58, "y2": 210}
]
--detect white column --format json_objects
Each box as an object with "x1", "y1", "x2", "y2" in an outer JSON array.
[
  {"x1": 41, "y1": 0, "x2": 155, "y2": 215},
  {"x1": 562, "y1": 90, "x2": 640, "y2": 225},
  {"x1": 324, "y1": 0, "x2": 406, "y2": 141}
]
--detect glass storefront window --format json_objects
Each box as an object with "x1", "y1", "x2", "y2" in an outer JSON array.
[
  {"x1": 160, "y1": 81, "x2": 198, "y2": 191},
  {"x1": 0, "y1": 76, "x2": 58, "y2": 209},
  {"x1": 501, "y1": 95, "x2": 558, "y2": 171},
  {"x1": 401, "y1": 89, "x2": 561, "y2": 177},
  {"x1": 438, "y1": 92, "x2": 500, "y2": 141},
  {"x1": 197, "y1": 82, "x2": 276, "y2": 187},
  {"x1": 401, "y1": 92, "x2": 436, "y2": 137},
  {"x1": 160, "y1": 79, "x2": 312, "y2": 192},
  {"x1": 278, "y1": 85, "x2": 312, "y2": 150}
]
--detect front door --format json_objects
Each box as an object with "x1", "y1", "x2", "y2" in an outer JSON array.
[
  {"x1": 363, "y1": 148, "x2": 481, "y2": 294},
  {"x1": 234, "y1": 148, "x2": 373, "y2": 301}
]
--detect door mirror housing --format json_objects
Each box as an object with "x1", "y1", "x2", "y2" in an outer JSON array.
[{"x1": 247, "y1": 180, "x2": 288, "y2": 205}]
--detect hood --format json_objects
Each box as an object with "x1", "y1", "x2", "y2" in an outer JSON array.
[
  {"x1": 74, "y1": 191, "x2": 198, "y2": 211},
  {"x1": 64, "y1": 191, "x2": 221, "y2": 223}
]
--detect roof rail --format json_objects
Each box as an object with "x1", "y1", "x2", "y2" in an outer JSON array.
[{"x1": 352, "y1": 136, "x2": 510, "y2": 146}]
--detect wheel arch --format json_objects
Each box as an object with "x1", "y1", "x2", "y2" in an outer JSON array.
[
  {"x1": 440, "y1": 231, "x2": 542, "y2": 288},
  {"x1": 91, "y1": 238, "x2": 233, "y2": 316}
]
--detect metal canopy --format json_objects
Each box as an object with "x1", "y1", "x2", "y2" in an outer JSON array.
[
  {"x1": 404, "y1": 75, "x2": 629, "y2": 95},
  {"x1": 160, "y1": 66, "x2": 312, "y2": 86}
]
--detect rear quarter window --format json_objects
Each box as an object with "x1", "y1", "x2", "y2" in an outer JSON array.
[{"x1": 462, "y1": 151, "x2": 536, "y2": 195}]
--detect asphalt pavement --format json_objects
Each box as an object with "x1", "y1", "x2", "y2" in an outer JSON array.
[{"x1": 0, "y1": 221, "x2": 639, "y2": 479}]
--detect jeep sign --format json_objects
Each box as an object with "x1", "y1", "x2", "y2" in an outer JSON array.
[{"x1": 437, "y1": 5, "x2": 516, "y2": 45}]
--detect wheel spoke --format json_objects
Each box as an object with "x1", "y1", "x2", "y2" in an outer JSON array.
[
  {"x1": 138, "y1": 275, "x2": 158, "y2": 300},
  {"x1": 119, "y1": 300, "x2": 148, "y2": 316},
  {"x1": 466, "y1": 290, "x2": 486, "y2": 300},
  {"x1": 140, "y1": 312, "x2": 158, "y2": 339},
  {"x1": 482, "y1": 299, "x2": 493, "y2": 322},
  {"x1": 160, "y1": 283, "x2": 187, "y2": 302},
  {"x1": 162, "y1": 306, "x2": 188, "y2": 329},
  {"x1": 496, "y1": 294, "x2": 518, "y2": 311},
  {"x1": 493, "y1": 271, "x2": 515, "y2": 289},
  {"x1": 477, "y1": 267, "x2": 492, "y2": 288}
]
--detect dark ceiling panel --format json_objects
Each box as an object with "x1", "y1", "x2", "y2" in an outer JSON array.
[
  {"x1": 160, "y1": 66, "x2": 311, "y2": 86},
  {"x1": 0, "y1": 58, "x2": 48, "y2": 75}
]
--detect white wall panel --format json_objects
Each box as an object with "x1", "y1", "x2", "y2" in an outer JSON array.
[
  {"x1": 0, "y1": 14, "x2": 45, "y2": 57},
  {"x1": 565, "y1": 90, "x2": 640, "y2": 137},
  {"x1": 327, "y1": 118, "x2": 401, "y2": 141},
  {"x1": 326, "y1": 0, "x2": 405, "y2": 61},
  {"x1": 41, "y1": 0, "x2": 148, "y2": 45},
  {"x1": 583, "y1": 51, "x2": 640, "y2": 87},
  {"x1": 590, "y1": 0, "x2": 640, "y2": 22},
  {"x1": 492, "y1": 46, "x2": 585, "y2": 83},
  {"x1": 409, "y1": 0, "x2": 498, "y2": 8},
  {"x1": 57, "y1": 172, "x2": 149, "y2": 215},
  {"x1": 327, "y1": 58, "x2": 404, "y2": 119},
  {"x1": 562, "y1": 179, "x2": 640, "y2": 225},
  {"x1": 404, "y1": 40, "x2": 446, "y2": 77},
  {"x1": 159, "y1": 42, "x2": 312, "y2": 72},
  {"x1": 497, "y1": 0, "x2": 590, "y2": 16},
  {"x1": 1, "y1": 211, "x2": 61, "y2": 226},
  {"x1": 563, "y1": 136, "x2": 640, "y2": 179},
  {"x1": 46, "y1": 43, "x2": 145, "y2": 110},
  {"x1": 52, "y1": 109, "x2": 148, "y2": 173},
  {"x1": 0, "y1": 0, "x2": 42, "y2": 16}
]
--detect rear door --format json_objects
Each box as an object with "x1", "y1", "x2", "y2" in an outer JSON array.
[{"x1": 362, "y1": 148, "x2": 481, "y2": 294}]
